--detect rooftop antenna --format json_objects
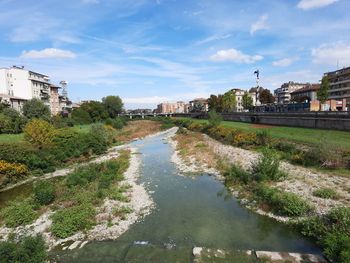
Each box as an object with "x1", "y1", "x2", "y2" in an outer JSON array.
[{"x1": 60, "y1": 80, "x2": 68, "y2": 98}]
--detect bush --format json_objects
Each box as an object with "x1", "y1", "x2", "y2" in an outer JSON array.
[
  {"x1": 313, "y1": 187, "x2": 339, "y2": 199},
  {"x1": 224, "y1": 165, "x2": 252, "y2": 184},
  {"x1": 208, "y1": 110, "x2": 222, "y2": 128},
  {"x1": 33, "y1": 181, "x2": 56, "y2": 205},
  {"x1": 256, "y1": 130, "x2": 270, "y2": 146},
  {"x1": 50, "y1": 203, "x2": 96, "y2": 238},
  {"x1": 105, "y1": 117, "x2": 125, "y2": 129},
  {"x1": 252, "y1": 148, "x2": 285, "y2": 181},
  {"x1": 299, "y1": 207, "x2": 350, "y2": 263},
  {"x1": 1, "y1": 200, "x2": 37, "y2": 227},
  {"x1": 0, "y1": 108, "x2": 26, "y2": 134},
  {"x1": 0, "y1": 234, "x2": 47, "y2": 263},
  {"x1": 254, "y1": 185, "x2": 313, "y2": 217},
  {"x1": 0, "y1": 160, "x2": 28, "y2": 188},
  {"x1": 24, "y1": 119, "x2": 56, "y2": 147}
]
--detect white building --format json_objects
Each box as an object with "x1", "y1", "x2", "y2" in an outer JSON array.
[
  {"x1": 230, "y1": 88, "x2": 245, "y2": 112},
  {"x1": 0, "y1": 66, "x2": 70, "y2": 115},
  {"x1": 274, "y1": 82, "x2": 307, "y2": 104}
]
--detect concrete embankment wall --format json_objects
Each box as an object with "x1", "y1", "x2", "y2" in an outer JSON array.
[{"x1": 173, "y1": 112, "x2": 350, "y2": 131}]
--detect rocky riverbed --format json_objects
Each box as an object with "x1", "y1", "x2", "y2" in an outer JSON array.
[{"x1": 169, "y1": 128, "x2": 350, "y2": 218}]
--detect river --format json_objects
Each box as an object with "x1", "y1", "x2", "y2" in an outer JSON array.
[{"x1": 1, "y1": 131, "x2": 321, "y2": 262}]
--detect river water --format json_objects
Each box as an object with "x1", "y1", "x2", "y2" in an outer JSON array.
[{"x1": 2, "y1": 131, "x2": 321, "y2": 262}]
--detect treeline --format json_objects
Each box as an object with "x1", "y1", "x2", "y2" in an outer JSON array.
[
  {"x1": 0, "y1": 95, "x2": 123, "y2": 134},
  {"x1": 207, "y1": 87, "x2": 275, "y2": 112}
]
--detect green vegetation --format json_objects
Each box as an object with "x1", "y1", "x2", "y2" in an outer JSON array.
[
  {"x1": 252, "y1": 148, "x2": 286, "y2": 181},
  {"x1": 254, "y1": 185, "x2": 313, "y2": 217},
  {"x1": 175, "y1": 117, "x2": 350, "y2": 150},
  {"x1": 172, "y1": 118, "x2": 350, "y2": 173},
  {"x1": 208, "y1": 109, "x2": 222, "y2": 127},
  {"x1": 1, "y1": 199, "x2": 37, "y2": 227},
  {"x1": 33, "y1": 181, "x2": 56, "y2": 205},
  {"x1": 49, "y1": 150, "x2": 130, "y2": 238},
  {"x1": 0, "y1": 234, "x2": 47, "y2": 263},
  {"x1": 22, "y1": 98, "x2": 51, "y2": 121},
  {"x1": 51, "y1": 203, "x2": 96, "y2": 238},
  {"x1": 0, "y1": 120, "x2": 119, "y2": 188},
  {"x1": 298, "y1": 207, "x2": 350, "y2": 263},
  {"x1": 313, "y1": 187, "x2": 339, "y2": 199}
]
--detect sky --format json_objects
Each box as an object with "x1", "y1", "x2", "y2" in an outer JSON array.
[{"x1": 0, "y1": 0, "x2": 349, "y2": 109}]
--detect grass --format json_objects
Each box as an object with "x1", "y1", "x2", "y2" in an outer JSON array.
[
  {"x1": 175, "y1": 117, "x2": 350, "y2": 150},
  {"x1": 0, "y1": 124, "x2": 91, "y2": 144}
]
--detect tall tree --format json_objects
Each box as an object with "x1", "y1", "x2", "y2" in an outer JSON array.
[
  {"x1": 317, "y1": 76, "x2": 329, "y2": 110},
  {"x1": 22, "y1": 98, "x2": 51, "y2": 120},
  {"x1": 258, "y1": 88, "x2": 275, "y2": 104},
  {"x1": 208, "y1": 95, "x2": 219, "y2": 111},
  {"x1": 222, "y1": 90, "x2": 236, "y2": 112},
  {"x1": 102, "y1": 96, "x2": 123, "y2": 118},
  {"x1": 242, "y1": 92, "x2": 253, "y2": 110}
]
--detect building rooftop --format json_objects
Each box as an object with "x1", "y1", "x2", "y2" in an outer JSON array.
[{"x1": 290, "y1": 84, "x2": 320, "y2": 94}]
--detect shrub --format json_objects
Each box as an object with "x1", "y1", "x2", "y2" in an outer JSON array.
[
  {"x1": 299, "y1": 207, "x2": 350, "y2": 263},
  {"x1": 256, "y1": 130, "x2": 270, "y2": 146},
  {"x1": 0, "y1": 234, "x2": 47, "y2": 263},
  {"x1": 105, "y1": 117, "x2": 125, "y2": 129},
  {"x1": 208, "y1": 110, "x2": 222, "y2": 128},
  {"x1": 224, "y1": 165, "x2": 252, "y2": 184},
  {"x1": 50, "y1": 203, "x2": 96, "y2": 238},
  {"x1": 274, "y1": 141, "x2": 296, "y2": 153},
  {"x1": 24, "y1": 119, "x2": 56, "y2": 147},
  {"x1": 232, "y1": 132, "x2": 257, "y2": 146},
  {"x1": 252, "y1": 148, "x2": 285, "y2": 181},
  {"x1": 0, "y1": 160, "x2": 28, "y2": 187},
  {"x1": 254, "y1": 185, "x2": 313, "y2": 217},
  {"x1": 1, "y1": 200, "x2": 37, "y2": 227},
  {"x1": 33, "y1": 181, "x2": 56, "y2": 205},
  {"x1": 313, "y1": 187, "x2": 339, "y2": 199}
]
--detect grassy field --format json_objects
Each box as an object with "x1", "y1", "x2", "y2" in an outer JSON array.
[
  {"x1": 0, "y1": 124, "x2": 91, "y2": 144},
  {"x1": 177, "y1": 118, "x2": 350, "y2": 150}
]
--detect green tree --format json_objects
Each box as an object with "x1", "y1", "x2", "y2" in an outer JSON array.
[
  {"x1": 242, "y1": 92, "x2": 253, "y2": 110},
  {"x1": 317, "y1": 76, "x2": 329, "y2": 110},
  {"x1": 102, "y1": 96, "x2": 123, "y2": 118},
  {"x1": 24, "y1": 119, "x2": 56, "y2": 147},
  {"x1": 208, "y1": 94, "x2": 224, "y2": 112},
  {"x1": 222, "y1": 90, "x2": 236, "y2": 112},
  {"x1": 258, "y1": 88, "x2": 275, "y2": 104},
  {"x1": 79, "y1": 101, "x2": 108, "y2": 122},
  {"x1": 22, "y1": 98, "x2": 51, "y2": 120},
  {"x1": 71, "y1": 107, "x2": 92, "y2": 124}
]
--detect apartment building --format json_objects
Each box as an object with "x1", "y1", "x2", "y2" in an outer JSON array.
[
  {"x1": 230, "y1": 88, "x2": 245, "y2": 112},
  {"x1": 157, "y1": 101, "x2": 189, "y2": 113},
  {"x1": 188, "y1": 98, "x2": 208, "y2": 112},
  {"x1": 0, "y1": 66, "x2": 70, "y2": 115},
  {"x1": 324, "y1": 66, "x2": 350, "y2": 110},
  {"x1": 274, "y1": 82, "x2": 307, "y2": 104},
  {"x1": 290, "y1": 84, "x2": 320, "y2": 102}
]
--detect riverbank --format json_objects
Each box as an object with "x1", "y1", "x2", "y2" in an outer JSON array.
[
  {"x1": 168, "y1": 128, "x2": 350, "y2": 217},
  {"x1": 0, "y1": 147, "x2": 154, "y2": 250}
]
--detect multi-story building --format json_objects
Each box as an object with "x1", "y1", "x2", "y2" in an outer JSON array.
[
  {"x1": 290, "y1": 84, "x2": 320, "y2": 102},
  {"x1": 248, "y1": 87, "x2": 262, "y2": 107},
  {"x1": 274, "y1": 82, "x2": 308, "y2": 104},
  {"x1": 0, "y1": 66, "x2": 70, "y2": 115},
  {"x1": 230, "y1": 88, "x2": 245, "y2": 112},
  {"x1": 156, "y1": 101, "x2": 189, "y2": 114},
  {"x1": 324, "y1": 66, "x2": 350, "y2": 110},
  {"x1": 188, "y1": 98, "x2": 208, "y2": 112}
]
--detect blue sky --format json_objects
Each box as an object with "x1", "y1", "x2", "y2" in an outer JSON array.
[{"x1": 0, "y1": 0, "x2": 349, "y2": 109}]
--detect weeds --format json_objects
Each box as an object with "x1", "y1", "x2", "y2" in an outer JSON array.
[{"x1": 313, "y1": 188, "x2": 339, "y2": 199}]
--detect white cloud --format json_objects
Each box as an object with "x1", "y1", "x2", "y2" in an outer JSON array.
[
  {"x1": 195, "y1": 34, "x2": 231, "y2": 45},
  {"x1": 21, "y1": 48, "x2": 77, "y2": 59},
  {"x1": 250, "y1": 14, "x2": 269, "y2": 35},
  {"x1": 312, "y1": 42, "x2": 350, "y2": 66},
  {"x1": 297, "y1": 0, "x2": 338, "y2": 10},
  {"x1": 272, "y1": 57, "x2": 298, "y2": 67},
  {"x1": 210, "y1": 48, "x2": 263, "y2": 63}
]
